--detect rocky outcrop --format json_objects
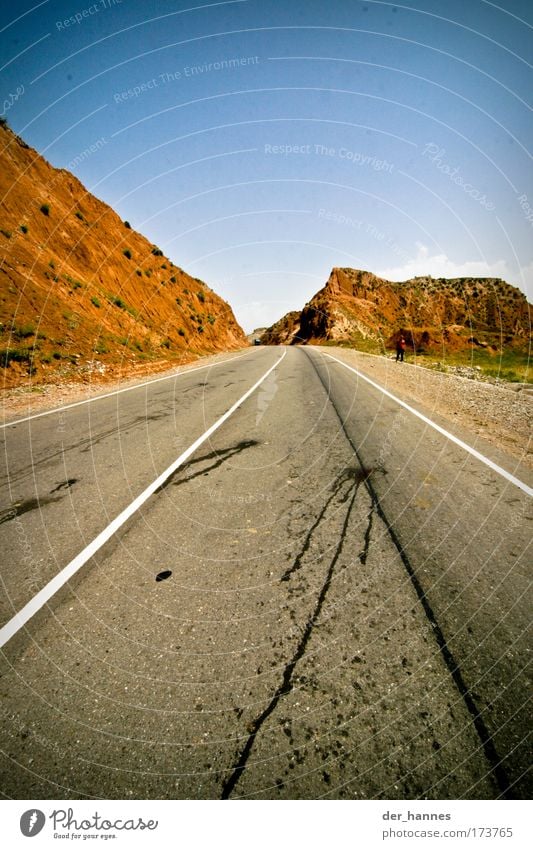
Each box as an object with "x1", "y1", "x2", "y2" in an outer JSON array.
[
  {"x1": 260, "y1": 311, "x2": 302, "y2": 345},
  {"x1": 0, "y1": 122, "x2": 246, "y2": 388},
  {"x1": 261, "y1": 267, "x2": 531, "y2": 353}
]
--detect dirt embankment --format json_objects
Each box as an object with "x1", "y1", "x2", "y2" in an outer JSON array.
[{"x1": 0, "y1": 122, "x2": 247, "y2": 391}]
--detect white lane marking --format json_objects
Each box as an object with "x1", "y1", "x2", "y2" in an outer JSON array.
[
  {"x1": 323, "y1": 351, "x2": 533, "y2": 498},
  {"x1": 0, "y1": 350, "x2": 286, "y2": 648},
  {"x1": 0, "y1": 349, "x2": 256, "y2": 429}
]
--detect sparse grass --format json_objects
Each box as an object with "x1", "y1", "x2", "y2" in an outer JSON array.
[
  {"x1": 108, "y1": 295, "x2": 137, "y2": 318},
  {"x1": 0, "y1": 348, "x2": 32, "y2": 367},
  {"x1": 110, "y1": 296, "x2": 127, "y2": 310},
  {"x1": 12, "y1": 324, "x2": 36, "y2": 339},
  {"x1": 170, "y1": 276, "x2": 176, "y2": 283},
  {"x1": 178, "y1": 328, "x2": 185, "y2": 337},
  {"x1": 413, "y1": 347, "x2": 531, "y2": 383},
  {"x1": 175, "y1": 297, "x2": 181, "y2": 306},
  {"x1": 91, "y1": 296, "x2": 101, "y2": 308},
  {"x1": 40, "y1": 204, "x2": 50, "y2": 216},
  {"x1": 65, "y1": 275, "x2": 83, "y2": 290},
  {"x1": 124, "y1": 221, "x2": 131, "y2": 229},
  {"x1": 151, "y1": 247, "x2": 163, "y2": 256},
  {"x1": 1, "y1": 229, "x2": 12, "y2": 238},
  {"x1": 135, "y1": 269, "x2": 142, "y2": 276},
  {"x1": 19, "y1": 224, "x2": 28, "y2": 233},
  {"x1": 75, "y1": 211, "x2": 84, "y2": 221},
  {"x1": 197, "y1": 291, "x2": 205, "y2": 303},
  {"x1": 325, "y1": 331, "x2": 384, "y2": 356},
  {"x1": 144, "y1": 270, "x2": 152, "y2": 278},
  {"x1": 207, "y1": 315, "x2": 215, "y2": 325},
  {"x1": 123, "y1": 249, "x2": 132, "y2": 260}
]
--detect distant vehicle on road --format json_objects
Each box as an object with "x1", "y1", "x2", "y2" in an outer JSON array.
[{"x1": 253, "y1": 338, "x2": 261, "y2": 345}]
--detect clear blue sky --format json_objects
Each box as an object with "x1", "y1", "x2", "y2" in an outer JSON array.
[{"x1": 1, "y1": 0, "x2": 532, "y2": 331}]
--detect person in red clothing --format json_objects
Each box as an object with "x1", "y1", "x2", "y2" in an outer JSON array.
[{"x1": 396, "y1": 334, "x2": 406, "y2": 361}]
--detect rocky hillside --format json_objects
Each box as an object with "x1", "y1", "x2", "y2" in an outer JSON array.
[
  {"x1": 260, "y1": 312, "x2": 302, "y2": 345},
  {"x1": 0, "y1": 122, "x2": 246, "y2": 389},
  {"x1": 261, "y1": 267, "x2": 531, "y2": 354},
  {"x1": 246, "y1": 327, "x2": 268, "y2": 344}
]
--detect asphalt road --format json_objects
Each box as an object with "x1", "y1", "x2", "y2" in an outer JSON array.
[{"x1": 0, "y1": 346, "x2": 531, "y2": 800}]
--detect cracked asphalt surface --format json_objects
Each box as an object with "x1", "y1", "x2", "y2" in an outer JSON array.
[{"x1": 0, "y1": 346, "x2": 531, "y2": 799}]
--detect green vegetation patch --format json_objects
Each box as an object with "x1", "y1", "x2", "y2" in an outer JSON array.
[
  {"x1": 418, "y1": 347, "x2": 531, "y2": 384},
  {"x1": 12, "y1": 324, "x2": 36, "y2": 339},
  {"x1": 108, "y1": 295, "x2": 138, "y2": 318},
  {"x1": 0, "y1": 348, "x2": 32, "y2": 367},
  {"x1": 64, "y1": 275, "x2": 84, "y2": 290}
]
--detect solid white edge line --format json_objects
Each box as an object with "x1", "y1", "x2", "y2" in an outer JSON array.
[
  {"x1": 323, "y1": 351, "x2": 533, "y2": 498},
  {"x1": 0, "y1": 349, "x2": 286, "y2": 648},
  {"x1": 0, "y1": 349, "x2": 256, "y2": 429}
]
